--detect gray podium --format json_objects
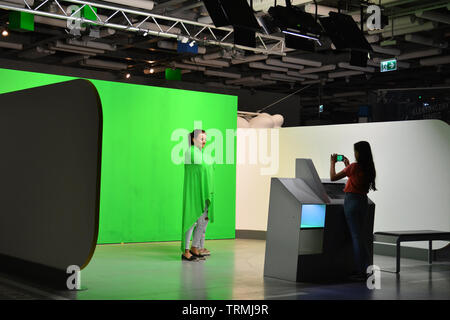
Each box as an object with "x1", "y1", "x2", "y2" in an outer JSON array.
[{"x1": 263, "y1": 159, "x2": 375, "y2": 282}]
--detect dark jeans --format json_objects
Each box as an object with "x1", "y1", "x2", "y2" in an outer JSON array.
[{"x1": 344, "y1": 192, "x2": 370, "y2": 275}]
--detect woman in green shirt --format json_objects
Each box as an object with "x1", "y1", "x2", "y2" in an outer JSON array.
[{"x1": 181, "y1": 129, "x2": 215, "y2": 261}]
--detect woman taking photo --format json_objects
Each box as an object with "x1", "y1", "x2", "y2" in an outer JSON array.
[
  {"x1": 181, "y1": 129, "x2": 215, "y2": 261},
  {"x1": 330, "y1": 141, "x2": 377, "y2": 280}
]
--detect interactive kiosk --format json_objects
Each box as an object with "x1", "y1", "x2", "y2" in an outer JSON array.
[{"x1": 264, "y1": 159, "x2": 375, "y2": 282}]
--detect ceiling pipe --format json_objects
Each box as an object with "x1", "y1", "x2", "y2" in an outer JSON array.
[
  {"x1": 268, "y1": 73, "x2": 305, "y2": 82},
  {"x1": 288, "y1": 71, "x2": 319, "y2": 80},
  {"x1": 282, "y1": 56, "x2": 322, "y2": 67},
  {"x1": 249, "y1": 62, "x2": 288, "y2": 72},
  {"x1": 404, "y1": 34, "x2": 448, "y2": 48},
  {"x1": 231, "y1": 55, "x2": 268, "y2": 65},
  {"x1": 338, "y1": 62, "x2": 375, "y2": 73},
  {"x1": 266, "y1": 58, "x2": 304, "y2": 70},
  {"x1": 299, "y1": 64, "x2": 336, "y2": 74},
  {"x1": 419, "y1": 55, "x2": 450, "y2": 66},
  {"x1": 381, "y1": 21, "x2": 437, "y2": 38},
  {"x1": 204, "y1": 70, "x2": 241, "y2": 79},
  {"x1": 416, "y1": 10, "x2": 450, "y2": 25},
  {"x1": 262, "y1": 74, "x2": 293, "y2": 83},
  {"x1": 371, "y1": 45, "x2": 401, "y2": 56},
  {"x1": 53, "y1": 40, "x2": 105, "y2": 53},
  {"x1": 397, "y1": 48, "x2": 442, "y2": 61},
  {"x1": 0, "y1": 41, "x2": 23, "y2": 50},
  {"x1": 80, "y1": 58, "x2": 128, "y2": 70},
  {"x1": 67, "y1": 39, "x2": 116, "y2": 51},
  {"x1": 48, "y1": 45, "x2": 98, "y2": 55},
  {"x1": 171, "y1": 62, "x2": 205, "y2": 71},
  {"x1": 18, "y1": 46, "x2": 55, "y2": 59},
  {"x1": 190, "y1": 57, "x2": 230, "y2": 67},
  {"x1": 328, "y1": 70, "x2": 364, "y2": 79}
]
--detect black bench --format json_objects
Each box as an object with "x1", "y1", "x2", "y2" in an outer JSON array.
[{"x1": 373, "y1": 230, "x2": 450, "y2": 273}]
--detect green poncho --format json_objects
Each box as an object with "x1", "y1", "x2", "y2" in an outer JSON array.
[{"x1": 181, "y1": 144, "x2": 215, "y2": 252}]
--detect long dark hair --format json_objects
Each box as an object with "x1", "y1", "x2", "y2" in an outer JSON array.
[
  {"x1": 354, "y1": 141, "x2": 377, "y2": 191},
  {"x1": 188, "y1": 129, "x2": 205, "y2": 146}
]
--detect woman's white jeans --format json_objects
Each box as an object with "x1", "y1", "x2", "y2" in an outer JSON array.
[{"x1": 185, "y1": 204, "x2": 209, "y2": 250}]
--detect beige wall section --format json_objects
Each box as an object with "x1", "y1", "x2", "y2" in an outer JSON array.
[{"x1": 236, "y1": 120, "x2": 450, "y2": 249}]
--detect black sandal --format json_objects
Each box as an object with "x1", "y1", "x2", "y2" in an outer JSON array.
[
  {"x1": 189, "y1": 250, "x2": 207, "y2": 259},
  {"x1": 181, "y1": 254, "x2": 198, "y2": 261}
]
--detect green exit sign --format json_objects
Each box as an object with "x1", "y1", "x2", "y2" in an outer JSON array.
[{"x1": 380, "y1": 59, "x2": 397, "y2": 72}]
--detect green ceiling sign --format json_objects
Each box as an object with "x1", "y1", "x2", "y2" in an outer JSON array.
[{"x1": 380, "y1": 59, "x2": 397, "y2": 72}]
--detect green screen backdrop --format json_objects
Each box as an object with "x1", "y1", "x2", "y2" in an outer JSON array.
[{"x1": 0, "y1": 68, "x2": 237, "y2": 244}]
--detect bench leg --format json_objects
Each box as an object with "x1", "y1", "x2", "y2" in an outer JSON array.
[
  {"x1": 396, "y1": 242, "x2": 401, "y2": 273},
  {"x1": 428, "y1": 240, "x2": 433, "y2": 264}
]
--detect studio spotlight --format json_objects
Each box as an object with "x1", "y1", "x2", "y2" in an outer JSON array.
[
  {"x1": 125, "y1": 73, "x2": 131, "y2": 79},
  {"x1": 149, "y1": 68, "x2": 155, "y2": 74},
  {"x1": 1, "y1": 29, "x2": 9, "y2": 37},
  {"x1": 267, "y1": 2, "x2": 323, "y2": 51}
]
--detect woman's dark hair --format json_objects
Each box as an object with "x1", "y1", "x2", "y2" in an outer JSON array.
[
  {"x1": 354, "y1": 141, "x2": 377, "y2": 191},
  {"x1": 188, "y1": 129, "x2": 206, "y2": 146}
]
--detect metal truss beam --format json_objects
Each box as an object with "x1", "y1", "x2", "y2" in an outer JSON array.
[{"x1": 0, "y1": 0, "x2": 287, "y2": 55}]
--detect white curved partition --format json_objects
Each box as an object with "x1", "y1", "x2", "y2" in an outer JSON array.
[{"x1": 236, "y1": 120, "x2": 450, "y2": 250}]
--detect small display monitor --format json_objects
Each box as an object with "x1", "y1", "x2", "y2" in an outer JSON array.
[{"x1": 301, "y1": 204, "x2": 326, "y2": 229}]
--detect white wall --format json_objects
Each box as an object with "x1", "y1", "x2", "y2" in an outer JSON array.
[{"x1": 236, "y1": 120, "x2": 450, "y2": 249}]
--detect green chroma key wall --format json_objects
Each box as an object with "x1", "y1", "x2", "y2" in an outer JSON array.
[{"x1": 0, "y1": 68, "x2": 237, "y2": 244}]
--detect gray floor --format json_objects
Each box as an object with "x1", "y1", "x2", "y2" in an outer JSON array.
[{"x1": 0, "y1": 239, "x2": 449, "y2": 300}]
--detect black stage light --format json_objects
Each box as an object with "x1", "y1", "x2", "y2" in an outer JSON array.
[
  {"x1": 268, "y1": 5, "x2": 322, "y2": 36},
  {"x1": 320, "y1": 12, "x2": 372, "y2": 67},
  {"x1": 202, "y1": 0, "x2": 260, "y2": 47},
  {"x1": 202, "y1": 0, "x2": 229, "y2": 27},
  {"x1": 202, "y1": 0, "x2": 259, "y2": 29},
  {"x1": 268, "y1": 4, "x2": 323, "y2": 51},
  {"x1": 220, "y1": 0, "x2": 260, "y2": 30},
  {"x1": 257, "y1": 14, "x2": 280, "y2": 35},
  {"x1": 285, "y1": 33, "x2": 316, "y2": 52},
  {"x1": 319, "y1": 12, "x2": 372, "y2": 52}
]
